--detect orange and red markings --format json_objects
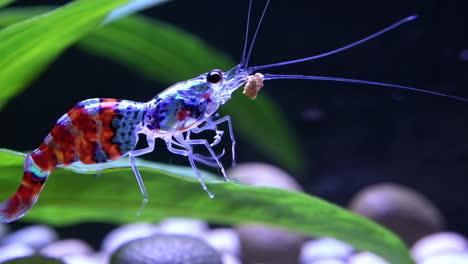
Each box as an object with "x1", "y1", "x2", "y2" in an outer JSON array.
[
  {"x1": 67, "y1": 105, "x2": 98, "y2": 164},
  {"x1": 32, "y1": 98, "x2": 125, "y2": 168},
  {"x1": 65, "y1": 98, "x2": 123, "y2": 163},
  {"x1": 98, "y1": 99, "x2": 122, "y2": 160},
  {"x1": 2, "y1": 171, "x2": 46, "y2": 219},
  {"x1": 31, "y1": 143, "x2": 57, "y2": 172},
  {"x1": 99, "y1": 106, "x2": 122, "y2": 160},
  {"x1": 50, "y1": 123, "x2": 75, "y2": 165}
]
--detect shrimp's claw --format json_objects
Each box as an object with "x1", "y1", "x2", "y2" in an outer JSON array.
[{"x1": 243, "y1": 73, "x2": 264, "y2": 99}]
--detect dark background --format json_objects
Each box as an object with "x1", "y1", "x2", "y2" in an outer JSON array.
[{"x1": 1, "y1": 0, "x2": 468, "y2": 245}]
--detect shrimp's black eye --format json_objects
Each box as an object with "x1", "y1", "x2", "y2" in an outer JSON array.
[{"x1": 206, "y1": 70, "x2": 223, "y2": 85}]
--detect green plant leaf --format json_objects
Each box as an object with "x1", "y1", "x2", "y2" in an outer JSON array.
[
  {"x1": 0, "y1": 8, "x2": 303, "y2": 172},
  {"x1": 0, "y1": 0, "x2": 14, "y2": 8},
  {"x1": 104, "y1": 0, "x2": 171, "y2": 25},
  {"x1": 0, "y1": 0, "x2": 168, "y2": 110},
  {"x1": 0, "y1": 149, "x2": 413, "y2": 264}
]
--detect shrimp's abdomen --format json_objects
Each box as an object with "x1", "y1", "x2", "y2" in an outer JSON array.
[
  {"x1": 0, "y1": 98, "x2": 146, "y2": 222},
  {"x1": 32, "y1": 98, "x2": 146, "y2": 167}
]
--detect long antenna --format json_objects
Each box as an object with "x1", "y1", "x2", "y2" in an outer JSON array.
[
  {"x1": 263, "y1": 74, "x2": 468, "y2": 102},
  {"x1": 239, "y1": 0, "x2": 253, "y2": 68},
  {"x1": 250, "y1": 15, "x2": 419, "y2": 72},
  {"x1": 244, "y1": 0, "x2": 271, "y2": 69}
]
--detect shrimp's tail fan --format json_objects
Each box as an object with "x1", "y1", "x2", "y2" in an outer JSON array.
[{"x1": 0, "y1": 154, "x2": 50, "y2": 223}]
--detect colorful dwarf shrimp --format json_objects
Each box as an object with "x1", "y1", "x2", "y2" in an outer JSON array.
[{"x1": 2, "y1": 0, "x2": 468, "y2": 223}]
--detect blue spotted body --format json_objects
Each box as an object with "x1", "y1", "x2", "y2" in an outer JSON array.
[{"x1": 143, "y1": 78, "x2": 218, "y2": 135}]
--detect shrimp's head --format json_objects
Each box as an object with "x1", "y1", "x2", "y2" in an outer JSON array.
[{"x1": 203, "y1": 65, "x2": 257, "y2": 104}]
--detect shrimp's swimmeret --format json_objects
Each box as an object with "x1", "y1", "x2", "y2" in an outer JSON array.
[{"x1": 2, "y1": 0, "x2": 467, "y2": 222}]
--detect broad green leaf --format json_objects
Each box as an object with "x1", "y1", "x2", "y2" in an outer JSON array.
[
  {"x1": 0, "y1": 149, "x2": 413, "y2": 264},
  {"x1": 104, "y1": 0, "x2": 171, "y2": 24},
  {"x1": 0, "y1": 0, "x2": 14, "y2": 8},
  {"x1": 0, "y1": 0, "x2": 168, "y2": 110},
  {"x1": 0, "y1": 8, "x2": 303, "y2": 172}
]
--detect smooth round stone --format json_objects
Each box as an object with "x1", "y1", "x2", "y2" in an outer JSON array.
[
  {"x1": 93, "y1": 253, "x2": 110, "y2": 264},
  {"x1": 202, "y1": 228, "x2": 240, "y2": 256},
  {"x1": 101, "y1": 223, "x2": 160, "y2": 254},
  {"x1": 237, "y1": 224, "x2": 305, "y2": 264},
  {"x1": 221, "y1": 254, "x2": 242, "y2": 264},
  {"x1": 348, "y1": 183, "x2": 444, "y2": 245},
  {"x1": 227, "y1": 162, "x2": 303, "y2": 191},
  {"x1": 40, "y1": 239, "x2": 93, "y2": 259},
  {"x1": 229, "y1": 163, "x2": 305, "y2": 264},
  {"x1": 158, "y1": 218, "x2": 208, "y2": 238},
  {"x1": 420, "y1": 252, "x2": 468, "y2": 264},
  {"x1": 308, "y1": 259, "x2": 346, "y2": 264},
  {"x1": 348, "y1": 252, "x2": 389, "y2": 264},
  {"x1": 62, "y1": 253, "x2": 106, "y2": 264},
  {"x1": 300, "y1": 238, "x2": 354, "y2": 263},
  {"x1": 1, "y1": 256, "x2": 64, "y2": 264},
  {"x1": 1, "y1": 225, "x2": 58, "y2": 249},
  {"x1": 412, "y1": 232, "x2": 468, "y2": 262},
  {"x1": 110, "y1": 234, "x2": 222, "y2": 264},
  {"x1": 0, "y1": 243, "x2": 35, "y2": 263}
]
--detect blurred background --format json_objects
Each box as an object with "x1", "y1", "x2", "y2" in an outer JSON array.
[{"x1": 0, "y1": 0, "x2": 467, "y2": 253}]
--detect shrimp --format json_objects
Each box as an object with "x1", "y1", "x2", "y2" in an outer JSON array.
[{"x1": 1, "y1": 0, "x2": 467, "y2": 223}]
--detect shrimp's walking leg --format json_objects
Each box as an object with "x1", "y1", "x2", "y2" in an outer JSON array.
[
  {"x1": 167, "y1": 134, "x2": 226, "y2": 167},
  {"x1": 175, "y1": 130, "x2": 232, "y2": 186},
  {"x1": 192, "y1": 116, "x2": 236, "y2": 166},
  {"x1": 181, "y1": 138, "x2": 230, "y2": 182},
  {"x1": 166, "y1": 136, "x2": 214, "y2": 198},
  {"x1": 192, "y1": 149, "x2": 226, "y2": 167},
  {"x1": 166, "y1": 139, "x2": 188, "y2": 155},
  {"x1": 128, "y1": 136, "x2": 155, "y2": 215}
]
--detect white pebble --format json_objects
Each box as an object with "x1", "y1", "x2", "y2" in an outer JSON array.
[
  {"x1": 227, "y1": 163, "x2": 303, "y2": 191},
  {"x1": 308, "y1": 259, "x2": 346, "y2": 264},
  {"x1": 62, "y1": 253, "x2": 104, "y2": 264},
  {"x1": 2, "y1": 225, "x2": 58, "y2": 249},
  {"x1": 40, "y1": 239, "x2": 93, "y2": 258},
  {"x1": 222, "y1": 253, "x2": 242, "y2": 264},
  {"x1": 348, "y1": 252, "x2": 389, "y2": 264},
  {"x1": 101, "y1": 222, "x2": 159, "y2": 254},
  {"x1": 91, "y1": 253, "x2": 110, "y2": 264},
  {"x1": 0, "y1": 243, "x2": 34, "y2": 263},
  {"x1": 158, "y1": 218, "x2": 208, "y2": 237},
  {"x1": 412, "y1": 232, "x2": 468, "y2": 262},
  {"x1": 420, "y1": 252, "x2": 468, "y2": 264},
  {"x1": 203, "y1": 228, "x2": 241, "y2": 256},
  {"x1": 300, "y1": 238, "x2": 353, "y2": 263}
]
